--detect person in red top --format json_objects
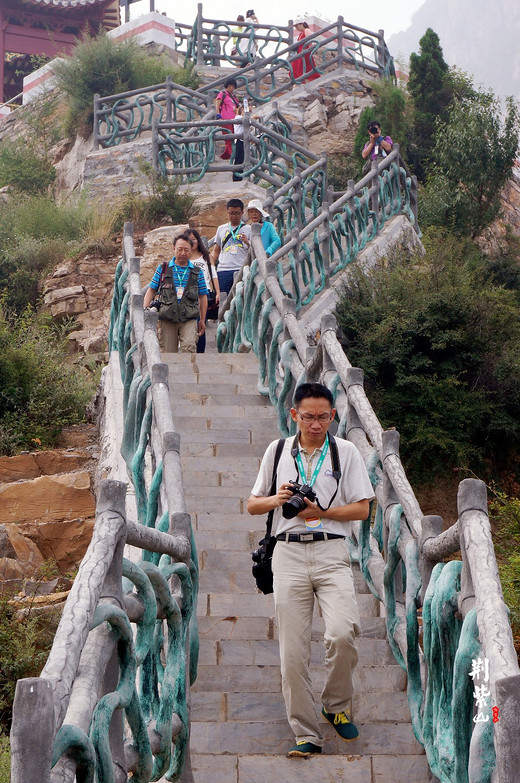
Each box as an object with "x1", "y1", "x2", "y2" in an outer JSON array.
[
  {"x1": 214, "y1": 77, "x2": 241, "y2": 160},
  {"x1": 291, "y1": 17, "x2": 320, "y2": 84}
]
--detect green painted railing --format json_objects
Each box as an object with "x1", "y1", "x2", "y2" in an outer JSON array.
[
  {"x1": 215, "y1": 219, "x2": 520, "y2": 783},
  {"x1": 11, "y1": 225, "x2": 199, "y2": 783}
]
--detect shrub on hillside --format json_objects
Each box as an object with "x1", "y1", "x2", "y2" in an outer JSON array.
[
  {"x1": 489, "y1": 492, "x2": 520, "y2": 647},
  {"x1": 0, "y1": 306, "x2": 93, "y2": 454},
  {"x1": 335, "y1": 229, "x2": 520, "y2": 481},
  {"x1": 118, "y1": 162, "x2": 195, "y2": 229},
  {"x1": 0, "y1": 140, "x2": 56, "y2": 194},
  {"x1": 0, "y1": 236, "x2": 69, "y2": 312},
  {"x1": 53, "y1": 32, "x2": 199, "y2": 137}
]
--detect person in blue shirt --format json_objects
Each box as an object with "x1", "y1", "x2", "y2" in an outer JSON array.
[
  {"x1": 143, "y1": 232, "x2": 208, "y2": 353},
  {"x1": 246, "y1": 199, "x2": 282, "y2": 257}
]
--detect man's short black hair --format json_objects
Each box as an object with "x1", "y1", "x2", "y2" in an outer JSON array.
[
  {"x1": 224, "y1": 77, "x2": 238, "y2": 89},
  {"x1": 293, "y1": 382, "x2": 334, "y2": 407},
  {"x1": 174, "y1": 231, "x2": 193, "y2": 245},
  {"x1": 367, "y1": 120, "x2": 381, "y2": 130},
  {"x1": 227, "y1": 198, "x2": 244, "y2": 210}
]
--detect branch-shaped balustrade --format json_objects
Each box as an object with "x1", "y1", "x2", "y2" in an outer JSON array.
[
  {"x1": 215, "y1": 219, "x2": 520, "y2": 783},
  {"x1": 92, "y1": 13, "x2": 393, "y2": 148},
  {"x1": 11, "y1": 224, "x2": 199, "y2": 783}
]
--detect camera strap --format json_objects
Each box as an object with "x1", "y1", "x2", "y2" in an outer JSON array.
[
  {"x1": 264, "y1": 438, "x2": 286, "y2": 539},
  {"x1": 290, "y1": 433, "x2": 341, "y2": 512}
]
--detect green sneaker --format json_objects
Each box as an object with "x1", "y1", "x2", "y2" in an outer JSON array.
[
  {"x1": 321, "y1": 707, "x2": 359, "y2": 741},
  {"x1": 288, "y1": 741, "x2": 322, "y2": 757}
]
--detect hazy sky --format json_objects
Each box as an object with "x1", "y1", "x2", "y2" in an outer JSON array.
[{"x1": 127, "y1": 1, "x2": 424, "y2": 41}]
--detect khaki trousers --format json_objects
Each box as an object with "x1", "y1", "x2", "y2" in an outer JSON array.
[
  {"x1": 158, "y1": 319, "x2": 198, "y2": 353},
  {"x1": 272, "y1": 538, "x2": 360, "y2": 745}
]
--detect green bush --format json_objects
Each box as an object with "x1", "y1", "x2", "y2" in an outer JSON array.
[
  {"x1": 336, "y1": 228, "x2": 520, "y2": 481},
  {"x1": 0, "y1": 194, "x2": 86, "y2": 246},
  {"x1": 0, "y1": 140, "x2": 56, "y2": 195},
  {"x1": 118, "y1": 161, "x2": 195, "y2": 229},
  {"x1": 0, "y1": 236, "x2": 69, "y2": 312},
  {"x1": 0, "y1": 306, "x2": 94, "y2": 455},
  {"x1": 53, "y1": 32, "x2": 198, "y2": 137},
  {"x1": 0, "y1": 730, "x2": 8, "y2": 783},
  {"x1": 489, "y1": 492, "x2": 520, "y2": 643}
]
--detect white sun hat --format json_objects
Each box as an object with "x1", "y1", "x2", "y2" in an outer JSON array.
[{"x1": 246, "y1": 199, "x2": 269, "y2": 218}]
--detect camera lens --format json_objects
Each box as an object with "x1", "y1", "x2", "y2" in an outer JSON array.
[{"x1": 282, "y1": 494, "x2": 307, "y2": 519}]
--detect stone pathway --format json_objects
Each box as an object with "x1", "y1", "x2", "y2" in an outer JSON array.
[{"x1": 164, "y1": 349, "x2": 433, "y2": 783}]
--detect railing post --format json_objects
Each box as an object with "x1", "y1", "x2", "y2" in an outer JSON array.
[
  {"x1": 370, "y1": 160, "x2": 379, "y2": 232},
  {"x1": 196, "y1": 3, "x2": 204, "y2": 67},
  {"x1": 418, "y1": 515, "x2": 443, "y2": 605},
  {"x1": 152, "y1": 118, "x2": 160, "y2": 173},
  {"x1": 377, "y1": 28, "x2": 385, "y2": 72},
  {"x1": 243, "y1": 112, "x2": 251, "y2": 180},
  {"x1": 93, "y1": 93, "x2": 101, "y2": 150},
  {"x1": 337, "y1": 16, "x2": 344, "y2": 67},
  {"x1": 495, "y1": 674, "x2": 520, "y2": 783},
  {"x1": 166, "y1": 75, "x2": 173, "y2": 122},
  {"x1": 288, "y1": 19, "x2": 294, "y2": 46},
  {"x1": 10, "y1": 678, "x2": 55, "y2": 783}
]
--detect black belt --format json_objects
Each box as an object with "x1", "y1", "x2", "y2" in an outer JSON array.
[{"x1": 276, "y1": 532, "x2": 345, "y2": 543}]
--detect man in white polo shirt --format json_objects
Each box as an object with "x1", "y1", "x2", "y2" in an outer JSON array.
[
  {"x1": 247, "y1": 382, "x2": 374, "y2": 757},
  {"x1": 210, "y1": 198, "x2": 251, "y2": 298}
]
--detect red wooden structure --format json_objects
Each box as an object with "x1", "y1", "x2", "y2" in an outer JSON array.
[{"x1": 0, "y1": 0, "x2": 120, "y2": 103}]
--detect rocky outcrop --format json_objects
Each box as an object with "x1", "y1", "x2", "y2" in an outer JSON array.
[
  {"x1": 0, "y1": 438, "x2": 98, "y2": 586},
  {"x1": 475, "y1": 166, "x2": 520, "y2": 255},
  {"x1": 43, "y1": 253, "x2": 119, "y2": 356}
]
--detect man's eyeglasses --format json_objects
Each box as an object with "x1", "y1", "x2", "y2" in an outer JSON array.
[{"x1": 297, "y1": 412, "x2": 333, "y2": 423}]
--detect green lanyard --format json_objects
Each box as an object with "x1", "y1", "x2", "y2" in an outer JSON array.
[
  {"x1": 228, "y1": 222, "x2": 243, "y2": 243},
  {"x1": 295, "y1": 434, "x2": 329, "y2": 487},
  {"x1": 173, "y1": 263, "x2": 190, "y2": 289}
]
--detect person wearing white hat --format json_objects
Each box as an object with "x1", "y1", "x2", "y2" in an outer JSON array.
[{"x1": 247, "y1": 199, "x2": 282, "y2": 257}]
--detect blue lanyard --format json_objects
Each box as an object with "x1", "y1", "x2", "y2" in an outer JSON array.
[
  {"x1": 228, "y1": 222, "x2": 243, "y2": 242},
  {"x1": 295, "y1": 434, "x2": 329, "y2": 487},
  {"x1": 172, "y1": 262, "x2": 190, "y2": 287}
]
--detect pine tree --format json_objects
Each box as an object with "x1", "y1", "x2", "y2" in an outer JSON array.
[{"x1": 407, "y1": 28, "x2": 451, "y2": 181}]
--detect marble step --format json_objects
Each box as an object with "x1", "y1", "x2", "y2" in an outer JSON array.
[
  {"x1": 196, "y1": 614, "x2": 386, "y2": 641},
  {"x1": 170, "y1": 401, "x2": 277, "y2": 418},
  {"x1": 193, "y1": 664, "x2": 407, "y2": 695},
  {"x1": 197, "y1": 638, "x2": 394, "y2": 668},
  {"x1": 190, "y1": 753, "x2": 432, "y2": 783},
  {"x1": 168, "y1": 377, "x2": 261, "y2": 394},
  {"x1": 190, "y1": 689, "x2": 412, "y2": 724},
  {"x1": 168, "y1": 391, "x2": 272, "y2": 407},
  {"x1": 189, "y1": 718, "x2": 423, "y2": 756},
  {"x1": 197, "y1": 591, "x2": 380, "y2": 618}
]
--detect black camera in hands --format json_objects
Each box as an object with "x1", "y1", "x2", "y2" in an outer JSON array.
[
  {"x1": 282, "y1": 481, "x2": 318, "y2": 519},
  {"x1": 369, "y1": 125, "x2": 379, "y2": 135},
  {"x1": 148, "y1": 298, "x2": 162, "y2": 311}
]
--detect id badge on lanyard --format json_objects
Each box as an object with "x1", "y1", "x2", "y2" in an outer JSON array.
[{"x1": 295, "y1": 435, "x2": 329, "y2": 531}]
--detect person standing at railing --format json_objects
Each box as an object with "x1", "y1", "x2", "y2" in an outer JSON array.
[
  {"x1": 245, "y1": 9, "x2": 259, "y2": 57},
  {"x1": 143, "y1": 232, "x2": 208, "y2": 353},
  {"x1": 210, "y1": 199, "x2": 251, "y2": 297},
  {"x1": 361, "y1": 120, "x2": 393, "y2": 175},
  {"x1": 246, "y1": 199, "x2": 282, "y2": 256},
  {"x1": 231, "y1": 15, "x2": 246, "y2": 65},
  {"x1": 247, "y1": 382, "x2": 373, "y2": 757},
  {"x1": 186, "y1": 228, "x2": 220, "y2": 353},
  {"x1": 291, "y1": 17, "x2": 320, "y2": 84},
  {"x1": 214, "y1": 77, "x2": 241, "y2": 160}
]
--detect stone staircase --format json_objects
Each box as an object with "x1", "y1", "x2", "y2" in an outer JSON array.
[{"x1": 163, "y1": 344, "x2": 433, "y2": 783}]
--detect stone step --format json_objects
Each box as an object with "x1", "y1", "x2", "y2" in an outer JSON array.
[
  {"x1": 196, "y1": 613, "x2": 386, "y2": 641},
  {"x1": 193, "y1": 664, "x2": 407, "y2": 695},
  {"x1": 169, "y1": 389, "x2": 272, "y2": 407},
  {"x1": 171, "y1": 402, "x2": 276, "y2": 418},
  {"x1": 169, "y1": 377, "x2": 261, "y2": 393},
  {"x1": 193, "y1": 512, "x2": 257, "y2": 531},
  {"x1": 189, "y1": 718, "x2": 422, "y2": 756},
  {"x1": 190, "y1": 753, "x2": 431, "y2": 783},
  {"x1": 186, "y1": 483, "x2": 252, "y2": 499},
  {"x1": 178, "y1": 441, "x2": 270, "y2": 458},
  {"x1": 191, "y1": 689, "x2": 412, "y2": 724},
  {"x1": 197, "y1": 592, "x2": 380, "y2": 618},
  {"x1": 181, "y1": 455, "x2": 262, "y2": 472},
  {"x1": 197, "y1": 638, "x2": 394, "y2": 668},
  {"x1": 197, "y1": 564, "x2": 372, "y2": 595}
]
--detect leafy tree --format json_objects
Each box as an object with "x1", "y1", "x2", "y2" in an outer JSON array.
[
  {"x1": 336, "y1": 229, "x2": 520, "y2": 481},
  {"x1": 407, "y1": 28, "x2": 451, "y2": 181},
  {"x1": 422, "y1": 91, "x2": 520, "y2": 237}
]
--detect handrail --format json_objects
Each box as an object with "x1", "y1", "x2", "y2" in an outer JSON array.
[
  {"x1": 215, "y1": 214, "x2": 519, "y2": 782},
  {"x1": 11, "y1": 224, "x2": 199, "y2": 783}
]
